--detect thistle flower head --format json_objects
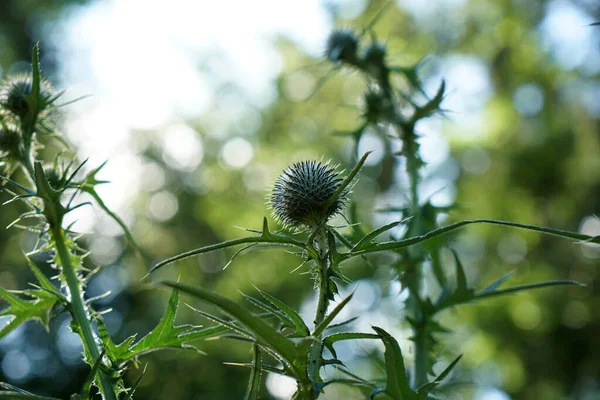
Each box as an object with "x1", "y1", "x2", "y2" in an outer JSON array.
[
  {"x1": 0, "y1": 73, "x2": 54, "y2": 119},
  {"x1": 0, "y1": 126, "x2": 22, "y2": 160},
  {"x1": 271, "y1": 160, "x2": 348, "y2": 229},
  {"x1": 325, "y1": 29, "x2": 360, "y2": 64}
]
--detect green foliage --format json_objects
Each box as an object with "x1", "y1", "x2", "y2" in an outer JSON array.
[
  {"x1": 97, "y1": 289, "x2": 220, "y2": 367},
  {"x1": 0, "y1": 3, "x2": 597, "y2": 399},
  {"x1": 0, "y1": 261, "x2": 62, "y2": 339}
]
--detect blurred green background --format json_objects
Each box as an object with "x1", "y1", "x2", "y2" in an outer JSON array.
[{"x1": 0, "y1": 0, "x2": 599, "y2": 399}]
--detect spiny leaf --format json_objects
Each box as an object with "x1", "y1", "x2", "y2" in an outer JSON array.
[
  {"x1": 160, "y1": 281, "x2": 298, "y2": 368},
  {"x1": 79, "y1": 350, "x2": 106, "y2": 400},
  {"x1": 190, "y1": 307, "x2": 253, "y2": 339},
  {"x1": 451, "y1": 250, "x2": 468, "y2": 294},
  {"x1": 416, "y1": 355, "x2": 462, "y2": 397},
  {"x1": 324, "y1": 151, "x2": 371, "y2": 210},
  {"x1": 478, "y1": 270, "x2": 515, "y2": 295},
  {"x1": 313, "y1": 291, "x2": 355, "y2": 337},
  {"x1": 434, "y1": 276, "x2": 582, "y2": 315},
  {"x1": 323, "y1": 332, "x2": 379, "y2": 358},
  {"x1": 243, "y1": 343, "x2": 262, "y2": 400},
  {"x1": 123, "y1": 364, "x2": 147, "y2": 400},
  {"x1": 372, "y1": 326, "x2": 414, "y2": 400},
  {"x1": 476, "y1": 280, "x2": 583, "y2": 300},
  {"x1": 343, "y1": 219, "x2": 599, "y2": 261},
  {"x1": 151, "y1": 231, "x2": 305, "y2": 273},
  {"x1": 351, "y1": 219, "x2": 406, "y2": 251},
  {"x1": 242, "y1": 293, "x2": 295, "y2": 330},
  {"x1": 98, "y1": 290, "x2": 221, "y2": 366},
  {"x1": 0, "y1": 382, "x2": 61, "y2": 400},
  {"x1": 0, "y1": 284, "x2": 59, "y2": 339},
  {"x1": 254, "y1": 286, "x2": 309, "y2": 337}
]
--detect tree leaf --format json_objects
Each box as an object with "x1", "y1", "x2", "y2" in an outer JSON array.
[
  {"x1": 160, "y1": 281, "x2": 298, "y2": 368},
  {"x1": 243, "y1": 343, "x2": 262, "y2": 400},
  {"x1": 372, "y1": 326, "x2": 415, "y2": 400}
]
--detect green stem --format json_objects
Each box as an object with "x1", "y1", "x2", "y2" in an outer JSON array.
[
  {"x1": 307, "y1": 227, "x2": 330, "y2": 395},
  {"x1": 51, "y1": 226, "x2": 116, "y2": 400}
]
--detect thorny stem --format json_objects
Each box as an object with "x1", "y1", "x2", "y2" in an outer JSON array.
[
  {"x1": 51, "y1": 225, "x2": 117, "y2": 400},
  {"x1": 404, "y1": 138, "x2": 429, "y2": 388},
  {"x1": 307, "y1": 226, "x2": 330, "y2": 393}
]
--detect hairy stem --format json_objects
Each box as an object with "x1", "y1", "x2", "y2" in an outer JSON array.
[
  {"x1": 51, "y1": 226, "x2": 116, "y2": 400},
  {"x1": 307, "y1": 227, "x2": 330, "y2": 392}
]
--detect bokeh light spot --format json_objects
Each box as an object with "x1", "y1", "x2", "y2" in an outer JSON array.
[
  {"x1": 512, "y1": 300, "x2": 542, "y2": 330},
  {"x1": 266, "y1": 373, "x2": 297, "y2": 400},
  {"x1": 162, "y1": 124, "x2": 204, "y2": 172},
  {"x1": 513, "y1": 83, "x2": 544, "y2": 117},
  {"x1": 147, "y1": 191, "x2": 179, "y2": 222},
  {"x1": 220, "y1": 137, "x2": 254, "y2": 169},
  {"x1": 1, "y1": 350, "x2": 31, "y2": 382}
]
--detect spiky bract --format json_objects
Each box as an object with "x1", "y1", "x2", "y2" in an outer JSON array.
[
  {"x1": 271, "y1": 161, "x2": 348, "y2": 228},
  {"x1": 0, "y1": 73, "x2": 54, "y2": 119}
]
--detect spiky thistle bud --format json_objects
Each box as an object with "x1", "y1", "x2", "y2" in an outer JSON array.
[
  {"x1": 0, "y1": 73, "x2": 54, "y2": 119},
  {"x1": 325, "y1": 29, "x2": 360, "y2": 65},
  {"x1": 271, "y1": 161, "x2": 348, "y2": 229},
  {"x1": 0, "y1": 126, "x2": 22, "y2": 161}
]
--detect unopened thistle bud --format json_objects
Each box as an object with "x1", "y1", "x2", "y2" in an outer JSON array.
[
  {"x1": 325, "y1": 29, "x2": 360, "y2": 65},
  {"x1": 1, "y1": 74, "x2": 54, "y2": 119},
  {"x1": 0, "y1": 126, "x2": 22, "y2": 160},
  {"x1": 271, "y1": 161, "x2": 348, "y2": 229}
]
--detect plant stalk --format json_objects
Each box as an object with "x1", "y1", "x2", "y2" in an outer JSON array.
[
  {"x1": 307, "y1": 227, "x2": 330, "y2": 393},
  {"x1": 51, "y1": 225, "x2": 116, "y2": 400}
]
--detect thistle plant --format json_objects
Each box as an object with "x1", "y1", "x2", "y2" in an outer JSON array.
[
  {"x1": 148, "y1": 24, "x2": 598, "y2": 400},
  {"x1": 0, "y1": 21, "x2": 597, "y2": 400},
  {"x1": 0, "y1": 47, "x2": 229, "y2": 399}
]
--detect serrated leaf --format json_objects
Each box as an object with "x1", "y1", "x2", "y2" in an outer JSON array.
[
  {"x1": 243, "y1": 343, "x2": 262, "y2": 400},
  {"x1": 160, "y1": 281, "x2": 298, "y2": 368},
  {"x1": 313, "y1": 291, "x2": 355, "y2": 337},
  {"x1": 190, "y1": 307, "x2": 253, "y2": 338},
  {"x1": 99, "y1": 290, "x2": 222, "y2": 366},
  {"x1": 372, "y1": 326, "x2": 415, "y2": 400},
  {"x1": 323, "y1": 332, "x2": 380, "y2": 358},
  {"x1": 0, "y1": 284, "x2": 59, "y2": 339},
  {"x1": 242, "y1": 293, "x2": 295, "y2": 330},
  {"x1": 254, "y1": 287, "x2": 310, "y2": 337}
]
